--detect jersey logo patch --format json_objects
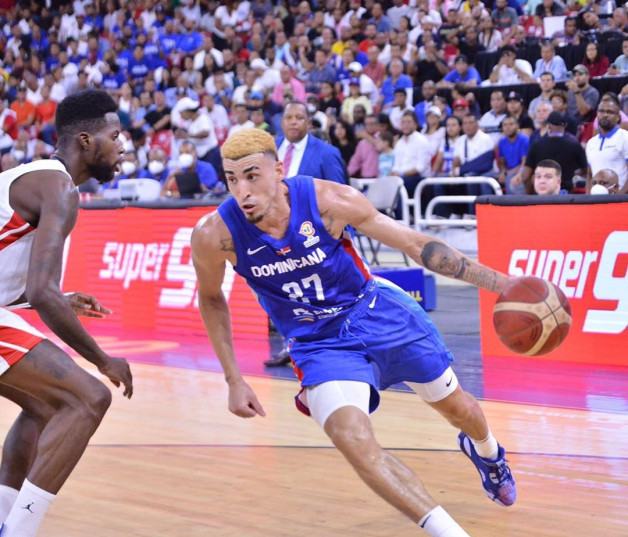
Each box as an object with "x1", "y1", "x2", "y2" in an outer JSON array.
[{"x1": 299, "y1": 221, "x2": 320, "y2": 248}]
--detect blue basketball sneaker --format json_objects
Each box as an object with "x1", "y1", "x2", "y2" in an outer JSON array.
[{"x1": 457, "y1": 432, "x2": 516, "y2": 507}]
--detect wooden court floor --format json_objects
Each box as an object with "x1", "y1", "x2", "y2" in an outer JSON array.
[{"x1": 1, "y1": 362, "x2": 626, "y2": 537}]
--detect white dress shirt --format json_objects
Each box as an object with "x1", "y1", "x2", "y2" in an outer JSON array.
[{"x1": 278, "y1": 134, "x2": 309, "y2": 178}]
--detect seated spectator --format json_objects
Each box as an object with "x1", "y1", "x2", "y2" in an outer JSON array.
[
  {"x1": 505, "y1": 91, "x2": 534, "y2": 136},
  {"x1": 271, "y1": 65, "x2": 306, "y2": 106},
  {"x1": 35, "y1": 86, "x2": 57, "y2": 146},
  {"x1": 0, "y1": 99, "x2": 17, "y2": 155},
  {"x1": 161, "y1": 141, "x2": 220, "y2": 198},
  {"x1": 535, "y1": 0, "x2": 564, "y2": 18},
  {"x1": 591, "y1": 169, "x2": 620, "y2": 194},
  {"x1": 413, "y1": 32, "x2": 449, "y2": 87},
  {"x1": 376, "y1": 131, "x2": 395, "y2": 177},
  {"x1": 522, "y1": 112, "x2": 588, "y2": 193},
  {"x1": 104, "y1": 150, "x2": 151, "y2": 190},
  {"x1": 532, "y1": 44, "x2": 567, "y2": 83},
  {"x1": 228, "y1": 104, "x2": 255, "y2": 136},
  {"x1": 479, "y1": 16, "x2": 503, "y2": 52},
  {"x1": 529, "y1": 72, "x2": 556, "y2": 120},
  {"x1": 432, "y1": 115, "x2": 463, "y2": 177},
  {"x1": 609, "y1": 7, "x2": 628, "y2": 33},
  {"x1": 306, "y1": 49, "x2": 337, "y2": 94},
  {"x1": 1, "y1": 152, "x2": 18, "y2": 172},
  {"x1": 389, "y1": 88, "x2": 414, "y2": 131},
  {"x1": 608, "y1": 37, "x2": 628, "y2": 76},
  {"x1": 492, "y1": 0, "x2": 518, "y2": 33},
  {"x1": 586, "y1": 99, "x2": 628, "y2": 194},
  {"x1": 348, "y1": 114, "x2": 380, "y2": 178},
  {"x1": 529, "y1": 102, "x2": 553, "y2": 146},
  {"x1": 320, "y1": 81, "x2": 342, "y2": 117},
  {"x1": 551, "y1": 16, "x2": 581, "y2": 48},
  {"x1": 421, "y1": 106, "x2": 446, "y2": 158},
  {"x1": 343, "y1": 62, "x2": 379, "y2": 108},
  {"x1": 342, "y1": 80, "x2": 373, "y2": 124},
  {"x1": 479, "y1": 90, "x2": 508, "y2": 146},
  {"x1": 565, "y1": 65, "x2": 600, "y2": 124},
  {"x1": 534, "y1": 159, "x2": 564, "y2": 195},
  {"x1": 550, "y1": 89, "x2": 579, "y2": 136},
  {"x1": 145, "y1": 147, "x2": 170, "y2": 184},
  {"x1": 452, "y1": 97, "x2": 471, "y2": 122},
  {"x1": 10, "y1": 85, "x2": 36, "y2": 128},
  {"x1": 329, "y1": 119, "x2": 357, "y2": 166},
  {"x1": 581, "y1": 42, "x2": 610, "y2": 79},
  {"x1": 487, "y1": 45, "x2": 534, "y2": 85},
  {"x1": 456, "y1": 27, "x2": 487, "y2": 67},
  {"x1": 497, "y1": 115, "x2": 529, "y2": 194},
  {"x1": 379, "y1": 58, "x2": 413, "y2": 113},
  {"x1": 363, "y1": 45, "x2": 386, "y2": 89},
  {"x1": 437, "y1": 54, "x2": 482, "y2": 88}
]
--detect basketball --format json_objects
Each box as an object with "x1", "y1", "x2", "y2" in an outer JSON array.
[{"x1": 493, "y1": 276, "x2": 572, "y2": 356}]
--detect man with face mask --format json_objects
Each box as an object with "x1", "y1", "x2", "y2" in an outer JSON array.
[
  {"x1": 161, "y1": 141, "x2": 220, "y2": 197},
  {"x1": 146, "y1": 147, "x2": 170, "y2": 184},
  {"x1": 590, "y1": 169, "x2": 620, "y2": 194},
  {"x1": 102, "y1": 150, "x2": 151, "y2": 191}
]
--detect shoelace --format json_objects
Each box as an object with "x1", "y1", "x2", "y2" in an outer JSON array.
[{"x1": 490, "y1": 459, "x2": 513, "y2": 484}]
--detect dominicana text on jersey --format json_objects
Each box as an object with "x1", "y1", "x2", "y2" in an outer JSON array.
[{"x1": 218, "y1": 175, "x2": 373, "y2": 340}]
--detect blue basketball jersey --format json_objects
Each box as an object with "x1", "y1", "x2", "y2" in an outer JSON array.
[{"x1": 218, "y1": 175, "x2": 372, "y2": 339}]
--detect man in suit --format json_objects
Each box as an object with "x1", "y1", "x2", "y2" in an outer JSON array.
[
  {"x1": 266, "y1": 101, "x2": 347, "y2": 366},
  {"x1": 276, "y1": 101, "x2": 346, "y2": 185}
]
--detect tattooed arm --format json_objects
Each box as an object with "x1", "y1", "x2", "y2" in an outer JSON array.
[
  {"x1": 191, "y1": 211, "x2": 266, "y2": 418},
  {"x1": 315, "y1": 179, "x2": 509, "y2": 293}
]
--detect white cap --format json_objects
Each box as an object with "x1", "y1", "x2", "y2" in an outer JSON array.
[
  {"x1": 177, "y1": 97, "x2": 200, "y2": 112},
  {"x1": 250, "y1": 58, "x2": 267, "y2": 70},
  {"x1": 349, "y1": 61, "x2": 362, "y2": 72},
  {"x1": 426, "y1": 105, "x2": 442, "y2": 118},
  {"x1": 590, "y1": 184, "x2": 610, "y2": 195}
]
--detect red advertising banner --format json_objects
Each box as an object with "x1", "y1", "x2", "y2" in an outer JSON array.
[
  {"x1": 477, "y1": 201, "x2": 628, "y2": 367},
  {"x1": 59, "y1": 207, "x2": 268, "y2": 339}
]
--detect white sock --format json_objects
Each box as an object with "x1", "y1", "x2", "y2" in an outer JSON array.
[
  {"x1": 0, "y1": 485, "x2": 19, "y2": 521},
  {"x1": 471, "y1": 431, "x2": 499, "y2": 460},
  {"x1": 418, "y1": 505, "x2": 471, "y2": 537},
  {"x1": 3, "y1": 479, "x2": 55, "y2": 537}
]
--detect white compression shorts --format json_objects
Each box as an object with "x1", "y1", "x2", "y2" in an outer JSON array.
[{"x1": 304, "y1": 367, "x2": 459, "y2": 428}]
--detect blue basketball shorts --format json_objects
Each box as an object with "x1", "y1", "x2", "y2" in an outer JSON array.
[{"x1": 289, "y1": 279, "x2": 454, "y2": 413}]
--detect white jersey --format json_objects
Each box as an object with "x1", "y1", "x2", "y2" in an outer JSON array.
[{"x1": 0, "y1": 159, "x2": 72, "y2": 306}]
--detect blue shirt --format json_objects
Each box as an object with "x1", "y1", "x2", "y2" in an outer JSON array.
[
  {"x1": 177, "y1": 31, "x2": 203, "y2": 54},
  {"x1": 380, "y1": 74, "x2": 413, "y2": 108},
  {"x1": 443, "y1": 67, "x2": 482, "y2": 85},
  {"x1": 158, "y1": 33, "x2": 180, "y2": 55},
  {"x1": 182, "y1": 159, "x2": 218, "y2": 189},
  {"x1": 218, "y1": 175, "x2": 371, "y2": 339},
  {"x1": 498, "y1": 133, "x2": 529, "y2": 169}
]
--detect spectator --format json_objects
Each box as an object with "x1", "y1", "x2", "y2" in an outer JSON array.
[
  {"x1": 306, "y1": 48, "x2": 337, "y2": 94},
  {"x1": 348, "y1": 114, "x2": 380, "y2": 178},
  {"x1": 456, "y1": 27, "x2": 487, "y2": 67},
  {"x1": 389, "y1": 88, "x2": 414, "y2": 131},
  {"x1": 529, "y1": 72, "x2": 556, "y2": 120},
  {"x1": 505, "y1": 91, "x2": 534, "y2": 137},
  {"x1": 330, "y1": 119, "x2": 357, "y2": 166},
  {"x1": 161, "y1": 141, "x2": 219, "y2": 198},
  {"x1": 344, "y1": 61, "x2": 379, "y2": 108},
  {"x1": 533, "y1": 159, "x2": 564, "y2": 195},
  {"x1": 276, "y1": 101, "x2": 346, "y2": 184},
  {"x1": 250, "y1": 57, "x2": 281, "y2": 93},
  {"x1": 591, "y1": 169, "x2": 620, "y2": 194},
  {"x1": 608, "y1": 37, "x2": 628, "y2": 76},
  {"x1": 610, "y1": 7, "x2": 628, "y2": 33},
  {"x1": 10, "y1": 85, "x2": 36, "y2": 128},
  {"x1": 529, "y1": 102, "x2": 553, "y2": 145},
  {"x1": 497, "y1": 116, "x2": 529, "y2": 194},
  {"x1": 452, "y1": 98, "x2": 471, "y2": 122},
  {"x1": 413, "y1": 32, "x2": 449, "y2": 87},
  {"x1": 414, "y1": 80, "x2": 438, "y2": 128},
  {"x1": 532, "y1": 44, "x2": 567, "y2": 83},
  {"x1": 422, "y1": 106, "x2": 446, "y2": 158},
  {"x1": 582, "y1": 42, "x2": 610, "y2": 79},
  {"x1": 389, "y1": 110, "x2": 434, "y2": 200},
  {"x1": 228, "y1": 104, "x2": 255, "y2": 137},
  {"x1": 565, "y1": 64, "x2": 600, "y2": 124},
  {"x1": 488, "y1": 45, "x2": 534, "y2": 85},
  {"x1": 369, "y1": 2, "x2": 393, "y2": 33},
  {"x1": 377, "y1": 131, "x2": 396, "y2": 177},
  {"x1": 174, "y1": 97, "x2": 219, "y2": 170},
  {"x1": 271, "y1": 65, "x2": 306, "y2": 107},
  {"x1": 586, "y1": 99, "x2": 628, "y2": 194},
  {"x1": 437, "y1": 54, "x2": 482, "y2": 88},
  {"x1": 479, "y1": 90, "x2": 507, "y2": 146},
  {"x1": 379, "y1": 58, "x2": 413, "y2": 113},
  {"x1": 550, "y1": 89, "x2": 578, "y2": 136},
  {"x1": 552, "y1": 16, "x2": 581, "y2": 48},
  {"x1": 522, "y1": 112, "x2": 588, "y2": 193},
  {"x1": 363, "y1": 45, "x2": 386, "y2": 88},
  {"x1": 535, "y1": 0, "x2": 565, "y2": 17},
  {"x1": 0, "y1": 152, "x2": 18, "y2": 171},
  {"x1": 35, "y1": 86, "x2": 57, "y2": 146},
  {"x1": 320, "y1": 81, "x2": 342, "y2": 117},
  {"x1": 251, "y1": 107, "x2": 272, "y2": 133},
  {"x1": 492, "y1": 0, "x2": 518, "y2": 33},
  {"x1": 478, "y1": 15, "x2": 503, "y2": 52},
  {"x1": 433, "y1": 115, "x2": 463, "y2": 177},
  {"x1": 342, "y1": 79, "x2": 373, "y2": 124},
  {"x1": 145, "y1": 147, "x2": 171, "y2": 184},
  {"x1": 0, "y1": 99, "x2": 17, "y2": 155}
]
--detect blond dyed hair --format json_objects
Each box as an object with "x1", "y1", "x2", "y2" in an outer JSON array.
[{"x1": 221, "y1": 128, "x2": 278, "y2": 160}]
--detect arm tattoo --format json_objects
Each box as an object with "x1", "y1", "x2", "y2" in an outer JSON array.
[
  {"x1": 420, "y1": 241, "x2": 501, "y2": 291},
  {"x1": 220, "y1": 238, "x2": 235, "y2": 253}
]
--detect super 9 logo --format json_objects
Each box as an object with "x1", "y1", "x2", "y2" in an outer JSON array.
[{"x1": 508, "y1": 231, "x2": 628, "y2": 335}]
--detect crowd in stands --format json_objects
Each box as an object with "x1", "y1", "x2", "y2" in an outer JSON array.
[{"x1": 1, "y1": 0, "x2": 627, "y2": 216}]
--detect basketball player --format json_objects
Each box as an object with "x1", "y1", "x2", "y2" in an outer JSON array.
[
  {"x1": 0, "y1": 89, "x2": 133, "y2": 537},
  {"x1": 191, "y1": 129, "x2": 516, "y2": 537}
]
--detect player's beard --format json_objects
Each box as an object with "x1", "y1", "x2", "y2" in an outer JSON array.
[
  {"x1": 90, "y1": 140, "x2": 117, "y2": 184},
  {"x1": 246, "y1": 212, "x2": 264, "y2": 224}
]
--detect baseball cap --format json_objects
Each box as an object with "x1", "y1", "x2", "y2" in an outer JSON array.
[
  {"x1": 177, "y1": 97, "x2": 200, "y2": 112},
  {"x1": 249, "y1": 90, "x2": 264, "y2": 100},
  {"x1": 572, "y1": 64, "x2": 589, "y2": 75},
  {"x1": 250, "y1": 58, "x2": 267, "y2": 70},
  {"x1": 454, "y1": 54, "x2": 469, "y2": 64},
  {"x1": 349, "y1": 61, "x2": 363, "y2": 72},
  {"x1": 453, "y1": 98, "x2": 469, "y2": 108},
  {"x1": 426, "y1": 105, "x2": 442, "y2": 118},
  {"x1": 506, "y1": 91, "x2": 523, "y2": 102},
  {"x1": 547, "y1": 111, "x2": 567, "y2": 126}
]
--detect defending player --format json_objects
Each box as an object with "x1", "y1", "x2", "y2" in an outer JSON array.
[
  {"x1": 191, "y1": 129, "x2": 515, "y2": 537},
  {"x1": 0, "y1": 89, "x2": 133, "y2": 537}
]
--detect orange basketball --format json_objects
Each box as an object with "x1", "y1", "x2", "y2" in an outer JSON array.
[{"x1": 493, "y1": 276, "x2": 572, "y2": 356}]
